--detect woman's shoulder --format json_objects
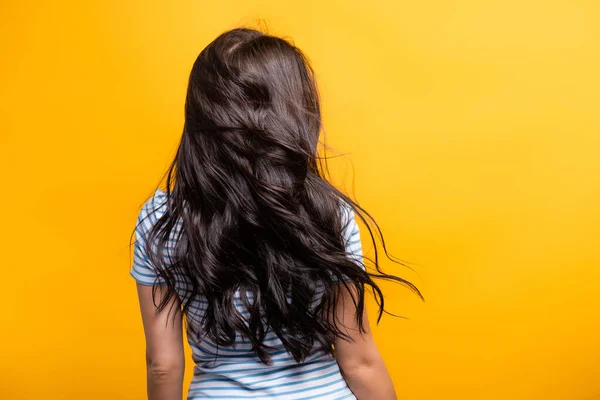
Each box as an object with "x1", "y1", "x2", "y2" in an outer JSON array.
[
  {"x1": 136, "y1": 189, "x2": 168, "y2": 236},
  {"x1": 340, "y1": 200, "x2": 357, "y2": 231}
]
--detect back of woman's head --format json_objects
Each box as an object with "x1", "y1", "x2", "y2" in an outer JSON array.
[
  {"x1": 145, "y1": 28, "x2": 420, "y2": 364},
  {"x1": 185, "y1": 28, "x2": 320, "y2": 170}
]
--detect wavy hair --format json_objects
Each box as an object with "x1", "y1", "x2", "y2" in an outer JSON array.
[{"x1": 142, "y1": 28, "x2": 421, "y2": 364}]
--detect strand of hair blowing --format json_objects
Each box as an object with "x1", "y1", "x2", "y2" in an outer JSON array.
[{"x1": 143, "y1": 28, "x2": 422, "y2": 364}]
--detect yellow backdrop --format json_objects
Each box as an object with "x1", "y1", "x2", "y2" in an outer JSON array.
[{"x1": 1, "y1": 1, "x2": 599, "y2": 399}]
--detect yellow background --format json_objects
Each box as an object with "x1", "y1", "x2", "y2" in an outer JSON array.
[{"x1": 1, "y1": 1, "x2": 599, "y2": 399}]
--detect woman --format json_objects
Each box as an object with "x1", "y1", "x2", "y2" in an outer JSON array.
[{"x1": 131, "y1": 28, "x2": 420, "y2": 400}]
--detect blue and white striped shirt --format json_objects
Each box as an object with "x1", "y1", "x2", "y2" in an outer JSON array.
[{"x1": 131, "y1": 190, "x2": 363, "y2": 399}]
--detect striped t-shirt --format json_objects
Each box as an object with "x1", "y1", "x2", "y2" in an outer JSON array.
[{"x1": 131, "y1": 190, "x2": 363, "y2": 400}]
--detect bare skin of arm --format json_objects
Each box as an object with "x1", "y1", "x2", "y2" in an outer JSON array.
[
  {"x1": 136, "y1": 283, "x2": 185, "y2": 400},
  {"x1": 332, "y1": 284, "x2": 398, "y2": 400}
]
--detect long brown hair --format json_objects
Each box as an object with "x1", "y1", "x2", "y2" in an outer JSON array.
[{"x1": 141, "y1": 28, "x2": 421, "y2": 364}]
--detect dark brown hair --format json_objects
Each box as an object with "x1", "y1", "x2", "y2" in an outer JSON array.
[{"x1": 142, "y1": 28, "x2": 421, "y2": 364}]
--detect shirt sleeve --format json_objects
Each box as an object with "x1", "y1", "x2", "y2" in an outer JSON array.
[
  {"x1": 341, "y1": 204, "x2": 365, "y2": 268},
  {"x1": 130, "y1": 192, "x2": 167, "y2": 286}
]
